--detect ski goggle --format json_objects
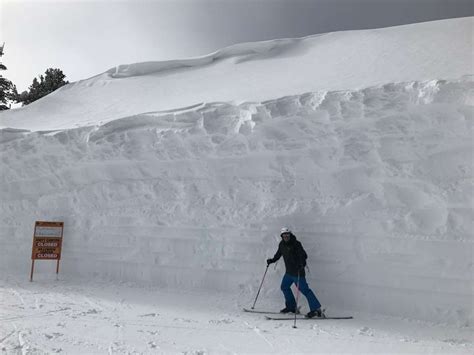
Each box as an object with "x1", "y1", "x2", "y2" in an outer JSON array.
[{"x1": 281, "y1": 232, "x2": 291, "y2": 238}]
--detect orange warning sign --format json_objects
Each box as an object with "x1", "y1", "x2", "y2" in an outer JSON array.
[
  {"x1": 31, "y1": 221, "x2": 64, "y2": 260},
  {"x1": 30, "y1": 221, "x2": 64, "y2": 281}
]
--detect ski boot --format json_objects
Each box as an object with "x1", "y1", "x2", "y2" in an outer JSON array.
[{"x1": 306, "y1": 308, "x2": 326, "y2": 318}]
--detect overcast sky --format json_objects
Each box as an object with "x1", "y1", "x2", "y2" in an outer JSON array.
[{"x1": 1, "y1": 0, "x2": 473, "y2": 92}]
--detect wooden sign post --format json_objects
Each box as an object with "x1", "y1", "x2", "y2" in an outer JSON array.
[{"x1": 30, "y1": 221, "x2": 64, "y2": 282}]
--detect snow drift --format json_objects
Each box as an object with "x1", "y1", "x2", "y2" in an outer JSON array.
[
  {"x1": 0, "y1": 17, "x2": 473, "y2": 327},
  {"x1": 0, "y1": 17, "x2": 472, "y2": 131}
]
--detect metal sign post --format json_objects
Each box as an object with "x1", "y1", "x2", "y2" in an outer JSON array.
[{"x1": 30, "y1": 221, "x2": 64, "y2": 281}]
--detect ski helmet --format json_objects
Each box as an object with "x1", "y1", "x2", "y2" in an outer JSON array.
[{"x1": 280, "y1": 227, "x2": 291, "y2": 235}]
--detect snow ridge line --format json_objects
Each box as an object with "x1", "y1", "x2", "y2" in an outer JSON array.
[
  {"x1": 105, "y1": 36, "x2": 312, "y2": 78},
  {"x1": 1, "y1": 76, "x2": 471, "y2": 139}
]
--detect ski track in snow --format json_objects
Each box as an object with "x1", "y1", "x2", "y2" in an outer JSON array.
[{"x1": 0, "y1": 277, "x2": 472, "y2": 354}]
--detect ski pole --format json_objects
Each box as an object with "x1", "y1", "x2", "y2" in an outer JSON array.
[
  {"x1": 293, "y1": 270, "x2": 301, "y2": 328},
  {"x1": 251, "y1": 264, "x2": 269, "y2": 309}
]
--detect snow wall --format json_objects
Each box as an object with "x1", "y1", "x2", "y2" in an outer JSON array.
[{"x1": 1, "y1": 77, "x2": 472, "y2": 326}]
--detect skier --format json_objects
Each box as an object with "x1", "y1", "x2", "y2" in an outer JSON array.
[{"x1": 266, "y1": 227, "x2": 324, "y2": 318}]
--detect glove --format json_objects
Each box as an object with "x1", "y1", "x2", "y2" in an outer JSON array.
[{"x1": 266, "y1": 258, "x2": 274, "y2": 266}]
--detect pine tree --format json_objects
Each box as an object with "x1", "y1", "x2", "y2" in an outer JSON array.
[
  {"x1": 16, "y1": 68, "x2": 69, "y2": 106},
  {"x1": 0, "y1": 43, "x2": 16, "y2": 110}
]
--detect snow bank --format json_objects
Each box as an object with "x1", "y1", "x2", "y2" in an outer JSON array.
[
  {"x1": 1, "y1": 77, "x2": 472, "y2": 326},
  {"x1": 0, "y1": 17, "x2": 472, "y2": 131}
]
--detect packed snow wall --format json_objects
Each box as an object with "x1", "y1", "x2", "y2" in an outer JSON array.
[{"x1": 1, "y1": 77, "x2": 472, "y2": 325}]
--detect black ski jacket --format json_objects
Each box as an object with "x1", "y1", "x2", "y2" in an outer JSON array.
[{"x1": 269, "y1": 233, "x2": 308, "y2": 277}]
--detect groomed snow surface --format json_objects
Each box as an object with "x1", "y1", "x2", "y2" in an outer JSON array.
[
  {"x1": 1, "y1": 17, "x2": 473, "y2": 354},
  {"x1": 1, "y1": 276, "x2": 472, "y2": 354}
]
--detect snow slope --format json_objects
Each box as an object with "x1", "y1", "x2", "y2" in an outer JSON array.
[
  {"x1": 0, "y1": 17, "x2": 472, "y2": 131},
  {"x1": 0, "y1": 16, "x2": 473, "y2": 337}
]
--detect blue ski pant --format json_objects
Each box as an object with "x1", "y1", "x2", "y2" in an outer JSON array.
[{"x1": 280, "y1": 273, "x2": 321, "y2": 311}]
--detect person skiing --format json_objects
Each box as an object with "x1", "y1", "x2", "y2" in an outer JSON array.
[{"x1": 266, "y1": 227, "x2": 324, "y2": 318}]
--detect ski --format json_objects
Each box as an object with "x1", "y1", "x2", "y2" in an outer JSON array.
[
  {"x1": 243, "y1": 307, "x2": 300, "y2": 315},
  {"x1": 265, "y1": 315, "x2": 353, "y2": 320},
  {"x1": 243, "y1": 308, "x2": 280, "y2": 314}
]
